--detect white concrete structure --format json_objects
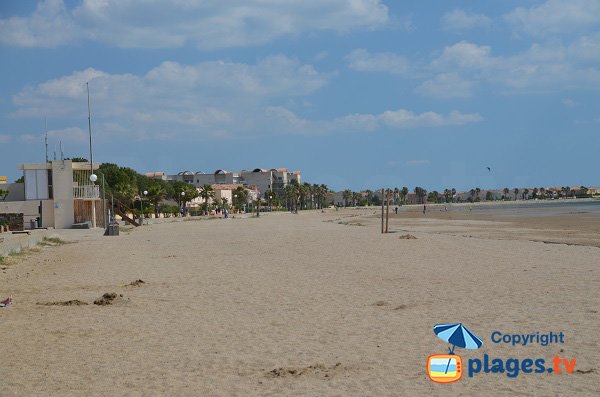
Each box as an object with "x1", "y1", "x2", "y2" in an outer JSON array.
[{"x1": 0, "y1": 160, "x2": 103, "y2": 229}]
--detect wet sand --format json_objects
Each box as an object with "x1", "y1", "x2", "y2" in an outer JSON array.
[
  {"x1": 388, "y1": 201, "x2": 600, "y2": 248},
  {"x1": 0, "y1": 210, "x2": 598, "y2": 396}
]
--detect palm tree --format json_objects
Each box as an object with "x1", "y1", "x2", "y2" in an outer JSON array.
[
  {"x1": 401, "y1": 187, "x2": 409, "y2": 204},
  {"x1": 414, "y1": 187, "x2": 427, "y2": 204},
  {"x1": 145, "y1": 182, "x2": 167, "y2": 218},
  {"x1": 469, "y1": 189, "x2": 476, "y2": 202},
  {"x1": 523, "y1": 188, "x2": 530, "y2": 200},
  {"x1": 503, "y1": 188, "x2": 509, "y2": 200},
  {"x1": 342, "y1": 189, "x2": 352, "y2": 207},
  {"x1": 233, "y1": 186, "x2": 248, "y2": 212},
  {"x1": 199, "y1": 184, "x2": 215, "y2": 215},
  {"x1": 352, "y1": 191, "x2": 362, "y2": 206},
  {"x1": 513, "y1": 188, "x2": 519, "y2": 201}
]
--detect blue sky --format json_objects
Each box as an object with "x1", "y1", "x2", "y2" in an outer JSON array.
[{"x1": 0, "y1": 0, "x2": 599, "y2": 191}]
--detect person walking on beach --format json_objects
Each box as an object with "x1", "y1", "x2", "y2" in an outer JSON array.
[
  {"x1": 423, "y1": 204, "x2": 427, "y2": 214},
  {"x1": 394, "y1": 206, "x2": 398, "y2": 214}
]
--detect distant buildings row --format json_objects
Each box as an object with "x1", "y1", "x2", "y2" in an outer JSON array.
[{"x1": 146, "y1": 168, "x2": 301, "y2": 198}]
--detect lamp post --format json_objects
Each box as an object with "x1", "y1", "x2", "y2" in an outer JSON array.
[
  {"x1": 234, "y1": 194, "x2": 238, "y2": 213},
  {"x1": 141, "y1": 190, "x2": 148, "y2": 224},
  {"x1": 90, "y1": 173, "x2": 97, "y2": 228},
  {"x1": 181, "y1": 191, "x2": 185, "y2": 216},
  {"x1": 269, "y1": 195, "x2": 273, "y2": 212}
]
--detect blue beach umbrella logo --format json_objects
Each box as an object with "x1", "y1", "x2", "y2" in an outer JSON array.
[
  {"x1": 427, "y1": 323, "x2": 482, "y2": 383},
  {"x1": 434, "y1": 323, "x2": 483, "y2": 353}
]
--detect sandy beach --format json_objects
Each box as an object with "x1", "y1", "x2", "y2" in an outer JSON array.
[{"x1": 1, "y1": 209, "x2": 598, "y2": 396}]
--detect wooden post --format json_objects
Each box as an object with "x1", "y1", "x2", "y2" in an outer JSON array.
[
  {"x1": 381, "y1": 188, "x2": 385, "y2": 234},
  {"x1": 385, "y1": 189, "x2": 390, "y2": 233}
]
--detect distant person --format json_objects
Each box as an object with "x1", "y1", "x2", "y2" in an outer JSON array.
[
  {"x1": 223, "y1": 208, "x2": 228, "y2": 219},
  {"x1": 423, "y1": 204, "x2": 427, "y2": 214},
  {"x1": 394, "y1": 207, "x2": 398, "y2": 214}
]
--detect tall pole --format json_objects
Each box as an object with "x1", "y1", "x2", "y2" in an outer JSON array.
[
  {"x1": 86, "y1": 82, "x2": 96, "y2": 228},
  {"x1": 87, "y1": 82, "x2": 93, "y2": 174},
  {"x1": 385, "y1": 189, "x2": 390, "y2": 233},
  {"x1": 102, "y1": 174, "x2": 106, "y2": 228},
  {"x1": 44, "y1": 118, "x2": 48, "y2": 163},
  {"x1": 381, "y1": 188, "x2": 385, "y2": 234}
]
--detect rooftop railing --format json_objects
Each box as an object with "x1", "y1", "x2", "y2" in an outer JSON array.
[{"x1": 73, "y1": 185, "x2": 100, "y2": 199}]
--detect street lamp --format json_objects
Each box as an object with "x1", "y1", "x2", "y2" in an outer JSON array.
[
  {"x1": 141, "y1": 190, "x2": 148, "y2": 223},
  {"x1": 269, "y1": 195, "x2": 273, "y2": 212},
  {"x1": 89, "y1": 173, "x2": 98, "y2": 228},
  {"x1": 181, "y1": 191, "x2": 185, "y2": 216}
]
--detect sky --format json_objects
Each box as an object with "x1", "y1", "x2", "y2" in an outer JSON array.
[{"x1": 0, "y1": 0, "x2": 599, "y2": 192}]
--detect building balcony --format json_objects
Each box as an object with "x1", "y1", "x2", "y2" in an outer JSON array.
[{"x1": 73, "y1": 185, "x2": 100, "y2": 199}]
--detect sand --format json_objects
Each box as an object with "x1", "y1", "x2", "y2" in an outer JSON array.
[{"x1": 0, "y1": 209, "x2": 598, "y2": 396}]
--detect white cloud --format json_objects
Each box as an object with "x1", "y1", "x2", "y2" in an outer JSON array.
[
  {"x1": 416, "y1": 73, "x2": 475, "y2": 98},
  {"x1": 405, "y1": 159, "x2": 430, "y2": 166},
  {"x1": 432, "y1": 41, "x2": 495, "y2": 70},
  {"x1": 0, "y1": 0, "x2": 77, "y2": 47},
  {"x1": 10, "y1": 55, "x2": 329, "y2": 135},
  {"x1": 47, "y1": 127, "x2": 88, "y2": 143},
  {"x1": 430, "y1": 40, "x2": 600, "y2": 93},
  {"x1": 562, "y1": 98, "x2": 577, "y2": 107},
  {"x1": 505, "y1": 0, "x2": 600, "y2": 37},
  {"x1": 442, "y1": 9, "x2": 491, "y2": 31},
  {"x1": 0, "y1": 134, "x2": 11, "y2": 143},
  {"x1": 332, "y1": 109, "x2": 483, "y2": 131},
  {"x1": 568, "y1": 32, "x2": 600, "y2": 61},
  {"x1": 266, "y1": 107, "x2": 482, "y2": 134},
  {"x1": 19, "y1": 134, "x2": 39, "y2": 143},
  {"x1": 11, "y1": 56, "x2": 330, "y2": 141},
  {"x1": 0, "y1": 0, "x2": 390, "y2": 49},
  {"x1": 346, "y1": 48, "x2": 410, "y2": 74}
]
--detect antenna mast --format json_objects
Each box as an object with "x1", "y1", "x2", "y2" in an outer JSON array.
[
  {"x1": 87, "y1": 82, "x2": 93, "y2": 175},
  {"x1": 44, "y1": 117, "x2": 48, "y2": 162}
]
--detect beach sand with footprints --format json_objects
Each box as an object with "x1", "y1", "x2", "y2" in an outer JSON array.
[{"x1": 0, "y1": 208, "x2": 598, "y2": 395}]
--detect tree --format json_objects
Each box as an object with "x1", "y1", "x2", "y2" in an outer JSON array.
[
  {"x1": 428, "y1": 191, "x2": 441, "y2": 203},
  {"x1": 66, "y1": 157, "x2": 88, "y2": 162},
  {"x1": 199, "y1": 184, "x2": 215, "y2": 214},
  {"x1": 145, "y1": 181, "x2": 167, "y2": 218},
  {"x1": 233, "y1": 186, "x2": 249, "y2": 211},
  {"x1": 414, "y1": 187, "x2": 427, "y2": 204},
  {"x1": 14, "y1": 176, "x2": 24, "y2": 183},
  {"x1": 342, "y1": 189, "x2": 352, "y2": 207},
  {"x1": 503, "y1": 188, "x2": 509, "y2": 200},
  {"x1": 486, "y1": 191, "x2": 494, "y2": 201},
  {"x1": 523, "y1": 188, "x2": 530, "y2": 200},
  {"x1": 0, "y1": 188, "x2": 9, "y2": 200},
  {"x1": 513, "y1": 188, "x2": 519, "y2": 201},
  {"x1": 401, "y1": 187, "x2": 409, "y2": 204}
]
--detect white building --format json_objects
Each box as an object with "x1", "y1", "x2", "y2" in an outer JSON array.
[
  {"x1": 167, "y1": 168, "x2": 301, "y2": 198},
  {"x1": 0, "y1": 160, "x2": 103, "y2": 229}
]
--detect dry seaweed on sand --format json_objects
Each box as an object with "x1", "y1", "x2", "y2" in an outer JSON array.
[
  {"x1": 93, "y1": 292, "x2": 121, "y2": 306},
  {"x1": 37, "y1": 300, "x2": 88, "y2": 306}
]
